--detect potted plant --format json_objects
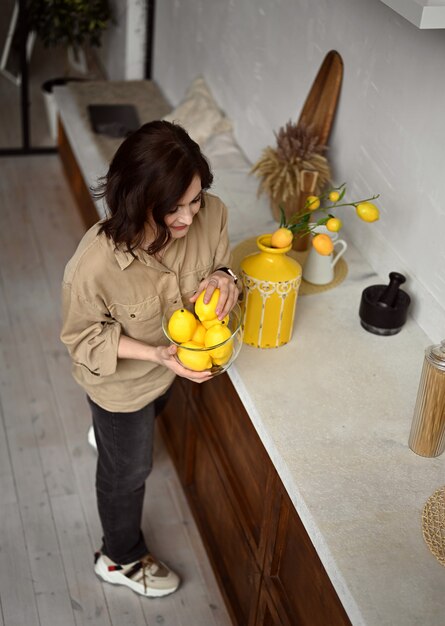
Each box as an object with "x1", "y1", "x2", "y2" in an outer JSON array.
[
  {"x1": 251, "y1": 120, "x2": 332, "y2": 225},
  {"x1": 28, "y1": 0, "x2": 112, "y2": 73},
  {"x1": 27, "y1": 0, "x2": 112, "y2": 140}
]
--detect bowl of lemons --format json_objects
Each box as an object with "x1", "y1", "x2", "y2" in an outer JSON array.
[{"x1": 162, "y1": 290, "x2": 243, "y2": 376}]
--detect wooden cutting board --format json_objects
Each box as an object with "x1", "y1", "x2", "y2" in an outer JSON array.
[{"x1": 297, "y1": 50, "x2": 344, "y2": 147}]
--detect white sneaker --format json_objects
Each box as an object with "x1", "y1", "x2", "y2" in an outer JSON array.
[
  {"x1": 94, "y1": 551, "x2": 180, "y2": 597},
  {"x1": 87, "y1": 425, "x2": 97, "y2": 452}
]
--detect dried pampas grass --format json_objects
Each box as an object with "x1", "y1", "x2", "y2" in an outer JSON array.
[{"x1": 251, "y1": 122, "x2": 331, "y2": 203}]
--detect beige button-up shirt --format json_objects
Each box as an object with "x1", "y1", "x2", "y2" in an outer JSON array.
[{"x1": 61, "y1": 193, "x2": 231, "y2": 412}]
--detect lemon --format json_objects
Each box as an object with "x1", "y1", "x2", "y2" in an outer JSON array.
[
  {"x1": 168, "y1": 308, "x2": 197, "y2": 343},
  {"x1": 356, "y1": 202, "x2": 380, "y2": 223},
  {"x1": 211, "y1": 342, "x2": 233, "y2": 364},
  {"x1": 177, "y1": 341, "x2": 212, "y2": 371},
  {"x1": 194, "y1": 288, "x2": 220, "y2": 321},
  {"x1": 191, "y1": 322, "x2": 207, "y2": 345},
  {"x1": 204, "y1": 324, "x2": 233, "y2": 360},
  {"x1": 306, "y1": 195, "x2": 320, "y2": 211},
  {"x1": 328, "y1": 190, "x2": 340, "y2": 202},
  {"x1": 312, "y1": 233, "x2": 334, "y2": 256},
  {"x1": 212, "y1": 352, "x2": 232, "y2": 367},
  {"x1": 202, "y1": 314, "x2": 229, "y2": 329},
  {"x1": 270, "y1": 227, "x2": 293, "y2": 249},
  {"x1": 211, "y1": 341, "x2": 233, "y2": 366},
  {"x1": 326, "y1": 217, "x2": 342, "y2": 232}
]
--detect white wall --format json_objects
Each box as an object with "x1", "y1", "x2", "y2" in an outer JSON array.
[
  {"x1": 153, "y1": 0, "x2": 445, "y2": 343},
  {"x1": 98, "y1": 0, "x2": 146, "y2": 80}
]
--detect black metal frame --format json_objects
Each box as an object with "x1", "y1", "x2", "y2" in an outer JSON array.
[
  {"x1": 0, "y1": 0, "x2": 57, "y2": 157},
  {"x1": 145, "y1": 0, "x2": 155, "y2": 80},
  {"x1": 1, "y1": 0, "x2": 157, "y2": 157}
]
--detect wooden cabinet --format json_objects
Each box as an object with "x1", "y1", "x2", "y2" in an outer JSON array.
[
  {"x1": 190, "y1": 430, "x2": 261, "y2": 625},
  {"x1": 264, "y1": 487, "x2": 351, "y2": 626},
  {"x1": 159, "y1": 374, "x2": 351, "y2": 626},
  {"x1": 190, "y1": 374, "x2": 274, "y2": 562}
]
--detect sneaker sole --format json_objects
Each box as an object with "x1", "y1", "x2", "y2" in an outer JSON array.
[
  {"x1": 94, "y1": 558, "x2": 180, "y2": 598},
  {"x1": 87, "y1": 426, "x2": 97, "y2": 452}
]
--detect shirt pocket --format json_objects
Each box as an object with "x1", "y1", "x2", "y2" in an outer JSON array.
[
  {"x1": 108, "y1": 295, "x2": 164, "y2": 344},
  {"x1": 179, "y1": 263, "x2": 213, "y2": 307}
]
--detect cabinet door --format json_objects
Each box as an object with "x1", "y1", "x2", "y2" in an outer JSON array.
[
  {"x1": 191, "y1": 374, "x2": 273, "y2": 563},
  {"x1": 255, "y1": 583, "x2": 294, "y2": 626},
  {"x1": 189, "y1": 426, "x2": 261, "y2": 626},
  {"x1": 264, "y1": 487, "x2": 351, "y2": 626}
]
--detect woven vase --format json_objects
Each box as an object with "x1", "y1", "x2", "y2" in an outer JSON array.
[{"x1": 270, "y1": 169, "x2": 320, "y2": 252}]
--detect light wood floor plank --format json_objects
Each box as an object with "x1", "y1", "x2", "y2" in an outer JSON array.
[
  {"x1": 10, "y1": 311, "x2": 77, "y2": 497},
  {"x1": 0, "y1": 502, "x2": 41, "y2": 626},
  {"x1": 0, "y1": 163, "x2": 52, "y2": 322},
  {"x1": 25, "y1": 156, "x2": 86, "y2": 303},
  {"x1": 99, "y1": 584, "x2": 150, "y2": 626},
  {"x1": 0, "y1": 272, "x2": 10, "y2": 326},
  {"x1": 50, "y1": 494, "x2": 113, "y2": 626},
  {"x1": 0, "y1": 402, "x2": 16, "y2": 506},
  {"x1": 20, "y1": 494, "x2": 83, "y2": 626}
]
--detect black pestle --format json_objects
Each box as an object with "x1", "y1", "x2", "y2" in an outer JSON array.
[
  {"x1": 359, "y1": 272, "x2": 411, "y2": 336},
  {"x1": 376, "y1": 272, "x2": 406, "y2": 308}
]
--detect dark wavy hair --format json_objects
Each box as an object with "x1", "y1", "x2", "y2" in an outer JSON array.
[{"x1": 94, "y1": 120, "x2": 213, "y2": 256}]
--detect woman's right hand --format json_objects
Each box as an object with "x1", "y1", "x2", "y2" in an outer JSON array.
[{"x1": 156, "y1": 344, "x2": 213, "y2": 383}]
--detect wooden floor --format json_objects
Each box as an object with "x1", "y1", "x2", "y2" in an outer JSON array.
[{"x1": 0, "y1": 151, "x2": 232, "y2": 625}]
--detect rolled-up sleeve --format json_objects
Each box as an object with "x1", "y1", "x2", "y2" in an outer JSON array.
[
  {"x1": 212, "y1": 203, "x2": 232, "y2": 271},
  {"x1": 60, "y1": 283, "x2": 121, "y2": 377}
]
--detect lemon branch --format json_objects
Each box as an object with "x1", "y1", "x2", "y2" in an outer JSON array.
[{"x1": 278, "y1": 183, "x2": 381, "y2": 237}]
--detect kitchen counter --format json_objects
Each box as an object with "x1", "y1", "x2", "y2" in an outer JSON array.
[
  {"x1": 229, "y1": 244, "x2": 445, "y2": 626},
  {"x1": 54, "y1": 81, "x2": 445, "y2": 626}
]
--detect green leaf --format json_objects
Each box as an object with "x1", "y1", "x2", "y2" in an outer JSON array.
[
  {"x1": 279, "y1": 204, "x2": 286, "y2": 228},
  {"x1": 289, "y1": 222, "x2": 306, "y2": 233}
]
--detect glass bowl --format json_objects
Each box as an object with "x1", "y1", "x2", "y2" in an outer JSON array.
[{"x1": 162, "y1": 302, "x2": 243, "y2": 376}]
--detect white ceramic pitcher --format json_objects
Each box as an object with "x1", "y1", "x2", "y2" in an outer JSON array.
[{"x1": 302, "y1": 225, "x2": 347, "y2": 286}]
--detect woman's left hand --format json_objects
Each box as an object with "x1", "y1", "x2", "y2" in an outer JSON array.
[{"x1": 189, "y1": 270, "x2": 240, "y2": 320}]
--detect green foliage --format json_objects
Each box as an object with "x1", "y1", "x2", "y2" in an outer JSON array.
[
  {"x1": 28, "y1": 0, "x2": 112, "y2": 49},
  {"x1": 279, "y1": 205, "x2": 286, "y2": 228}
]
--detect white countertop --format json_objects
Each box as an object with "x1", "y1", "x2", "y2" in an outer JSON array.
[
  {"x1": 229, "y1": 242, "x2": 445, "y2": 626},
  {"x1": 55, "y1": 81, "x2": 445, "y2": 626}
]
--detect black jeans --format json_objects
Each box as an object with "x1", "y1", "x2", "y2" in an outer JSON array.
[{"x1": 87, "y1": 390, "x2": 171, "y2": 565}]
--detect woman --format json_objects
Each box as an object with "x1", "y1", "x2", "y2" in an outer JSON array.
[{"x1": 60, "y1": 120, "x2": 240, "y2": 598}]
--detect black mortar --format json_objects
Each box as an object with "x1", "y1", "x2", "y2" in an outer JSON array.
[{"x1": 359, "y1": 272, "x2": 411, "y2": 336}]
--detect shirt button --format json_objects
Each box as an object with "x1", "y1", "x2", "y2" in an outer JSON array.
[{"x1": 130, "y1": 314, "x2": 136, "y2": 318}]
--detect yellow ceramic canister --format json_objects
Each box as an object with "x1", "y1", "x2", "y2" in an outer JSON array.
[{"x1": 240, "y1": 234, "x2": 302, "y2": 348}]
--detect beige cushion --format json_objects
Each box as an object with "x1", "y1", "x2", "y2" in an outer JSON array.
[
  {"x1": 203, "y1": 131, "x2": 251, "y2": 171},
  {"x1": 163, "y1": 76, "x2": 232, "y2": 145}
]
